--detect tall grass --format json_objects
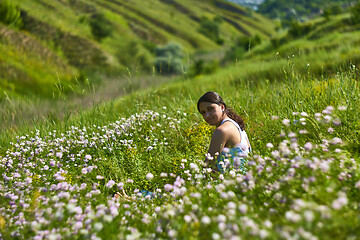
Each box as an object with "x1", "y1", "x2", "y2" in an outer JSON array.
[{"x1": 0, "y1": 57, "x2": 359, "y2": 239}]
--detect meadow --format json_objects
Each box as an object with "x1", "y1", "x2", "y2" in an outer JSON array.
[
  {"x1": 1, "y1": 52, "x2": 360, "y2": 239},
  {"x1": 1, "y1": 2, "x2": 360, "y2": 239}
]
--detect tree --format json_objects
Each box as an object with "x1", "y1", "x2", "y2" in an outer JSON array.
[
  {"x1": 88, "y1": 13, "x2": 113, "y2": 42},
  {"x1": 154, "y1": 42, "x2": 184, "y2": 75}
]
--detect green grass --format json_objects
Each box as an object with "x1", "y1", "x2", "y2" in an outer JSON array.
[{"x1": 0, "y1": 49, "x2": 359, "y2": 239}]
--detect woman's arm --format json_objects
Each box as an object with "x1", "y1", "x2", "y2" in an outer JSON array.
[{"x1": 205, "y1": 128, "x2": 227, "y2": 171}]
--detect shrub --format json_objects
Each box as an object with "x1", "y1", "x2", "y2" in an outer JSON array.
[
  {"x1": 198, "y1": 16, "x2": 224, "y2": 45},
  {"x1": 287, "y1": 20, "x2": 312, "y2": 38},
  {"x1": 88, "y1": 13, "x2": 113, "y2": 41},
  {"x1": 0, "y1": 0, "x2": 22, "y2": 28},
  {"x1": 187, "y1": 59, "x2": 219, "y2": 77},
  {"x1": 323, "y1": 4, "x2": 343, "y2": 20},
  {"x1": 154, "y1": 42, "x2": 184, "y2": 75},
  {"x1": 223, "y1": 35, "x2": 262, "y2": 62},
  {"x1": 350, "y1": 2, "x2": 360, "y2": 24}
]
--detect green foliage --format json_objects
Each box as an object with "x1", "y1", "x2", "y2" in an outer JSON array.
[
  {"x1": 323, "y1": 4, "x2": 343, "y2": 20},
  {"x1": 154, "y1": 42, "x2": 184, "y2": 75},
  {"x1": 223, "y1": 35, "x2": 262, "y2": 62},
  {"x1": 115, "y1": 41, "x2": 153, "y2": 73},
  {"x1": 257, "y1": 0, "x2": 345, "y2": 21},
  {"x1": 0, "y1": 0, "x2": 22, "y2": 28},
  {"x1": 288, "y1": 20, "x2": 313, "y2": 38},
  {"x1": 88, "y1": 13, "x2": 113, "y2": 42},
  {"x1": 198, "y1": 16, "x2": 224, "y2": 45},
  {"x1": 186, "y1": 59, "x2": 219, "y2": 77},
  {"x1": 350, "y1": 1, "x2": 360, "y2": 24}
]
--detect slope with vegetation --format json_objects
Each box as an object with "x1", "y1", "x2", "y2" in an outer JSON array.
[
  {"x1": 0, "y1": 0, "x2": 275, "y2": 100},
  {"x1": 1, "y1": 1, "x2": 360, "y2": 239}
]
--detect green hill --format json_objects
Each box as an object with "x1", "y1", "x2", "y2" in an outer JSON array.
[{"x1": 0, "y1": 0, "x2": 275, "y2": 100}]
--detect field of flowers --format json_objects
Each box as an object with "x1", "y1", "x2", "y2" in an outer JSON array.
[{"x1": 1, "y1": 66, "x2": 360, "y2": 239}]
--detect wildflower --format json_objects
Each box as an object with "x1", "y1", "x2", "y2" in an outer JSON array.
[
  {"x1": 355, "y1": 180, "x2": 360, "y2": 188},
  {"x1": 304, "y1": 142, "x2": 313, "y2": 151},
  {"x1": 105, "y1": 180, "x2": 115, "y2": 188},
  {"x1": 285, "y1": 211, "x2": 301, "y2": 222},
  {"x1": 146, "y1": 173, "x2": 154, "y2": 180},
  {"x1": 266, "y1": 143, "x2": 274, "y2": 149},
  {"x1": 96, "y1": 175, "x2": 104, "y2": 180},
  {"x1": 328, "y1": 128, "x2": 334, "y2": 134},
  {"x1": 239, "y1": 204, "x2": 248, "y2": 214},
  {"x1": 164, "y1": 184, "x2": 173, "y2": 192},
  {"x1": 117, "y1": 182, "x2": 124, "y2": 189},
  {"x1": 84, "y1": 155, "x2": 92, "y2": 161},
  {"x1": 184, "y1": 215, "x2": 191, "y2": 223},
  {"x1": 127, "y1": 179, "x2": 134, "y2": 184},
  {"x1": 332, "y1": 192, "x2": 348, "y2": 210},
  {"x1": 282, "y1": 119, "x2": 290, "y2": 126},
  {"x1": 333, "y1": 118, "x2": 341, "y2": 126},
  {"x1": 337, "y1": 106, "x2": 347, "y2": 111},
  {"x1": 93, "y1": 222, "x2": 103, "y2": 231},
  {"x1": 212, "y1": 233, "x2": 221, "y2": 240},
  {"x1": 330, "y1": 137, "x2": 342, "y2": 145},
  {"x1": 201, "y1": 216, "x2": 211, "y2": 225},
  {"x1": 300, "y1": 112, "x2": 308, "y2": 117},
  {"x1": 303, "y1": 210, "x2": 314, "y2": 222}
]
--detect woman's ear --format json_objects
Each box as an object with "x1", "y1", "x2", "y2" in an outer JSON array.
[{"x1": 221, "y1": 104, "x2": 225, "y2": 112}]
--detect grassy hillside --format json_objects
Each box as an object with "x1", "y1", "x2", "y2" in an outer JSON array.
[
  {"x1": 0, "y1": 0, "x2": 275, "y2": 100},
  {"x1": 1, "y1": 3, "x2": 360, "y2": 239}
]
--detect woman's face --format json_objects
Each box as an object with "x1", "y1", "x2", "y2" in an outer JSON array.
[{"x1": 198, "y1": 102, "x2": 225, "y2": 126}]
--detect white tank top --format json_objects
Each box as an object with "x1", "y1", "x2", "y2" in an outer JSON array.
[{"x1": 220, "y1": 118, "x2": 252, "y2": 154}]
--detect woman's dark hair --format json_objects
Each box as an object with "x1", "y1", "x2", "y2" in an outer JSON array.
[{"x1": 197, "y1": 91, "x2": 245, "y2": 130}]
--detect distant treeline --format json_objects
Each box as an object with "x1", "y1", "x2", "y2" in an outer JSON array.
[{"x1": 257, "y1": 0, "x2": 354, "y2": 22}]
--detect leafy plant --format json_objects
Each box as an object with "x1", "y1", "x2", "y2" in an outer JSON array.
[
  {"x1": 154, "y1": 42, "x2": 184, "y2": 75},
  {"x1": 223, "y1": 35, "x2": 262, "y2": 62},
  {"x1": 350, "y1": 1, "x2": 360, "y2": 24},
  {"x1": 198, "y1": 16, "x2": 224, "y2": 45},
  {"x1": 88, "y1": 13, "x2": 113, "y2": 42},
  {"x1": 0, "y1": 0, "x2": 23, "y2": 28}
]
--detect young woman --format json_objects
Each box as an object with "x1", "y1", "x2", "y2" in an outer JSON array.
[{"x1": 197, "y1": 92, "x2": 251, "y2": 173}]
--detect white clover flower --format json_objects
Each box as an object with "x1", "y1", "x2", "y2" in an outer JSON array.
[
  {"x1": 285, "y1": 211, "x2": 301, "y2": 222},
  {"x1": 338, "y1": 106, "x2": 347, "y2": 111},
  {"x1": 304, "y1": 142, "x2": 313, "y2": 151},
  {"x1": 184, "y1": 215, "x2": 191, "y2": 223},
  {"x1": 201, "y1": 216, "x2": 211, "y2": 225},
  {"x1": 303, "y1": 210, "x2": 314, "y2": 222},
  {"x1": 93, "y1": 222, "x2": 103, "y2": 231},
  {"x1": 146, "y1": 173, "x2": 154, "y2": 180},
  {"x1": 239, "y1": 204, "x2": 248, "y2": 214},
  {"x1": 212, "y1": 233, "x2": 221, "y2": 240},
  {"x1": 160, "y1": 172, "x2": 168, "y2": 177},
  {"x1": 282, "y1": 119, "x2": 290, "y2": 126},
  {"x1": 332, "y1": 192, "x2": 348, "y2": 210},
  {"x1": 164, "y1": 184, "x2": 173, "y2": 192},
  {"x1": 105, "y1": 180, "x2": 115, "y2": 188},
  {"x1": 266, "y1": 143, "x2": 274, "y2": 148}
]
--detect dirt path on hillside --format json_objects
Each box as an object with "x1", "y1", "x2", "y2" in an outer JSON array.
[{"x1": 0, "y1": 74, "x2": 175, "y2": 132}]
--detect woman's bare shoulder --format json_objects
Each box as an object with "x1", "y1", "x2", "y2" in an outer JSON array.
[{"x1": 218, "y1": 121, "x2": 237, "y2": 132}]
